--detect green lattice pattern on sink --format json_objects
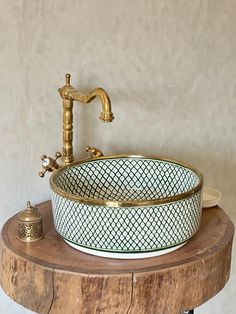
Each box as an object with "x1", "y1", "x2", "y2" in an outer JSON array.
[
  {"x1": 54, "y1": 157, "x2": 198, "y2": 202},
  {"x1": 52, "y1": 191, "x2": 201, "y2": 252},
  {"x1": 51, "y1": 157, "x2": 202, "y2": 253}
]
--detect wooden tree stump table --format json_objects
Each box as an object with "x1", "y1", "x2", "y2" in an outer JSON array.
[{"x1": 0, "y1": 201, "x2": 234, "y2": 314}]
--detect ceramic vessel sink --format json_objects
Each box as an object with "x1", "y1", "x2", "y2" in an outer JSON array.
[{"x1": 50, "y1": 155, "x2": 203, "y2": 259}]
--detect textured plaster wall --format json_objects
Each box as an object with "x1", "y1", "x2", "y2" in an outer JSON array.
[{"x1": 0, "y1": 0, "x2": 235, "y2": 313}]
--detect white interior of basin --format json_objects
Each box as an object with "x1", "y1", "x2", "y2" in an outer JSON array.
[{"x1": 54, "y1": 157, "x2": 200, "y2": 202}]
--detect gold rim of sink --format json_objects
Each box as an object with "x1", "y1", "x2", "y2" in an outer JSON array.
[{"x1": 50, "y1": 155, "x2": 203, "y2": 208}]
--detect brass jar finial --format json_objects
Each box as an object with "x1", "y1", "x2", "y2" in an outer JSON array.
[{"x1": 17, "y1": 201, "x2": 43, "y2": 242}]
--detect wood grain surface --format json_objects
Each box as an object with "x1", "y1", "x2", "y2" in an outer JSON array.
[{"x1": 0, "y1": 201, "x2": 234, "y2": 314}]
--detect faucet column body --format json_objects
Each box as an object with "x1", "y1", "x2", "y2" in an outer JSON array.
[{"x1": 63, "y1": 99, "x2": 74, "y2": 165}]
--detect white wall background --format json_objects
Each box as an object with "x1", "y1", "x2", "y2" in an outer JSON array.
[{"x1": 0, "y1": 0, "x2": 235, "y2": 313}]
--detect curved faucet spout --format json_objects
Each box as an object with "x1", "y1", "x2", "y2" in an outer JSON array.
[
  {"x1": 70, "y1": 87, "x2": 114, "y2": 123},
  {"x1": 58, "y1": 74, "x2": 114, "y2": 165}
]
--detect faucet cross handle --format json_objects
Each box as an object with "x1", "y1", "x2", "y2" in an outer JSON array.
[
  {"x1": 38, "y1": 152, "x2": 62, "y2": 178},
  {"x1": 86, "y1": 146, "x2": 104, "y2": 158}
]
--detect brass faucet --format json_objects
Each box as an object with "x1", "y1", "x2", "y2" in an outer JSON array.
[{"x1": 58, "y1": 74, "x2": 114, "y2": 165}]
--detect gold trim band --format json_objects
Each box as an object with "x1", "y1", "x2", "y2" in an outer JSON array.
[{"x1": 50, "y1": 155, "x2": 203, "y2": 208}]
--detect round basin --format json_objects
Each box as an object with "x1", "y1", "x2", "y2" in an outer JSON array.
[{"x1": 50, "y1": 155, "x2": 203, "y2": 259}]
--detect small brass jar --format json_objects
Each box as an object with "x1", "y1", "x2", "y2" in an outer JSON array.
[{"x1": 17, "y1": 201, "x2": 43, "y2": 242}]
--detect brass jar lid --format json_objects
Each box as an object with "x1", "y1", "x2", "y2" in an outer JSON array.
[{"x1": 17, "y1": 201, "x2": 42, "y2": 223}]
